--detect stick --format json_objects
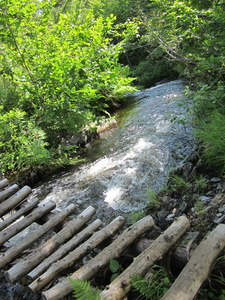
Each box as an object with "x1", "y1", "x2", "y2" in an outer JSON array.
[
  {"x1": 0, "y1": 203, "x2": 76, "y2": 269},
  {"x1": 27, "y1": 219, "x2": 103, "y2": 282},
  {"x1": 29, "y1": 216, "x2": 125, "y2": 293},
  {"x1": 5, "y1": 206, "x2": 96, "y2": 283},
  {"x1": 0, "y1": 186, "x2": 32, "y2": 217},
  {"x1": 0, "y1": 201, "x2": 54, "y2": 247},
  {"x1": 100, "y1": 216, "x2": 190, "y2": 300},
  {"x1": 42, "y1": 215, "x2": 154, "y2": 300},
  {"x1": 161, "y1": 224, "x2": 225, "y2": 300}
]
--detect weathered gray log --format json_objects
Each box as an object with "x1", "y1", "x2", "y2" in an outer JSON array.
[
  {"x1": 29, "y1": 216, "x2": 125, "y2": 293},
  {"x1": 0, "y1": 184, "x2": 20, "y2": 204},
  {"x1": 0, "y1": 198, "x2": 39, "y2": 231},
  {"x1": 0, "y1": 201, "x2": 55, "y2": 247},
  {"x1": 42, "y1": 215, "x2": 154, "y2": 300},
  {"x1": 0, "y1": 186, "x2": 32, "y2": 217},
  {"x1": 100, "y1": 216, "x2": 190, "y2": 300},
  {"x1": 5, "y1": 206, "x2": 96, "y2": 283},
  {"x1": 161, "y1": 224, "x2": 225, "y2": 300},
  {"x1": 0, "y1": 203, "x2": 75, "y2": 269},
  {"x1": 27, "y1": 218, "x2": 103, "y2": 283},
  {"x1": 0, "y1": 178, "x2": 9, "y2": 190}
]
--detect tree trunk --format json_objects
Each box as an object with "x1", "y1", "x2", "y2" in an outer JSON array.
[
  {"x1": 100, "y1": 216, "x2": 190, "y2": 300},
  {"x1": 42, "y1": 215, "x2": 154, "y2": 300},
  {"x1": 161, "y1": 224, "x2": 225, "y2": 300},
  {"x1": 0, "y1": 186, "x2": 32, "y2": 217},
  {"x1": 29, "y1": 216, "x2": 126, "y2": 293},
  {"x1": 0, "y1": 203, "x2": 76, "y2": 269},
  {"x1": 5, "y1": 206, "x2": 96, "y2": 283}
]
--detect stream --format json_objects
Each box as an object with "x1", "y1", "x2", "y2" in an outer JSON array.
[
  {"x1": 28, "y1": 80, "x2": 196, "y2": 224},
  {"x1": 0, "y1": 80, "x2": 197, "y2": 300}
]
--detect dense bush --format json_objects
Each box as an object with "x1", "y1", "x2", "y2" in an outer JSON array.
[{"x1": 0, "y1": 0, "x2": 137, "y2": 173}]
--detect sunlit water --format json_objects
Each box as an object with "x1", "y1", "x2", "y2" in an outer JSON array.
[{"x1": 29, "y1": 80, "x2": 196, "y2": 222}]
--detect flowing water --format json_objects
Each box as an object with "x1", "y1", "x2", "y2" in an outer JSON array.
[{"x1": 29, "y1": 80, "x2": 196, "y2": 223}]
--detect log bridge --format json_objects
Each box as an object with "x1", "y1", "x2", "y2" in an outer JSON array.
[{"x1": 0, "y1": 177, "x2": 225, "y2": 300}]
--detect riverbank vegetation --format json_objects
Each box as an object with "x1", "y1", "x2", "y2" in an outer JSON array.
[{"x1": 1, "y1": 0, "x2": 225, "y2": 177}]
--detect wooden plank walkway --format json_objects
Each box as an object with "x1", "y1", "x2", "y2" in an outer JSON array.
[{"x1": 1, "y1": 178, "x2": 225, "y2": 300}]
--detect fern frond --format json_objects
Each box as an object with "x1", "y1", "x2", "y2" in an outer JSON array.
[
  {"x1": 69, "y1": 278, "x2": 101, "y2": 300},
  {"x1": 131, "y1": 274, "x2": 152, "y2": 300},
  {"x1": 131, "y1": 267, "x2": 170, "y2": 300}
]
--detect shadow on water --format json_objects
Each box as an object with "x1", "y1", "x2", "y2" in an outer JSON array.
[{"x1": 28, "y1": 80, "x2": 196, "y2": 224}]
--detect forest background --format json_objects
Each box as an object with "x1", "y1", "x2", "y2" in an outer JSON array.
[{"x1": 0, "y1": 0, "x2": 225, "y2": 177}]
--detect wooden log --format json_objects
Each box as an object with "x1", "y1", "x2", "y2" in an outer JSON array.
[
  {"x1": 5, "y1": 206, "x2": 96, "y2": 283},
  {"x1": 161, "y1": 224, "x2": 225, "y2": 300},
  {"x1": 170, "y1": 231, "x2": 199, "y2": 273},
  {"x1": 27, "y1": 218, "x2": 103, "y2": 283},
  {"x1": 0, "y1": 201, "x2": 54, "y2": 247},
  {"x1": 0, "y1": 178, "x2": 9, "y2": 190},
  {"x1": 100, "y1": 216, "x2": 190, "y2": 300},
  {"x1": 0, "y1": 203, "x2": 75, "y2": 269},
  {"x1": 29, "y1": 216, "x2": 125, "y2": 293},
  {"x1": 42, "y1": 215, "x2": 154, "y2": 300},
  {"x1": 0, "y1": 184, "x2": 19, "y2": 204},
  {"x1": 0, "y1": 198, "x2": 39, "y2": 231},
  {"x1": 0, "y1": 186, "x2": 32, "y2": 218}
]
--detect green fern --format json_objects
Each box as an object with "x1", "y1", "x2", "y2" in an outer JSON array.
[
  {"x1": 131, "y1": 267, "x2": 170, "y2": 300},
  {"x1": 131, "y1": 274, "x2": 152, "y2": 300},
  {"x1": 69, "y1": 278, "x2": 101, "y2": 300}
]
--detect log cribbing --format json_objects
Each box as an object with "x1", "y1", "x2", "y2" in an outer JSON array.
[
  {"x1": 100, "y1": 215, "x2": 190, "y2": 300},
  {"x1": 0, "y1": 185, "x2": 32, "y2": 217},
  {"x1": 0, "y1": 203, "x2": 75, "y2": 269},
  {"x1": 0, "y1": 178, "x2": 9, "y2": 190},
  {"x1": 0, "y1": 184, "x2": 19, "y2": 204},
  {"x1": 42, "y1": 215, "x2": 154, "y2": 300},
  {"x1": 27, "y1": 219, "x2": 103, "y2": 283},
  {"x1": 161, "y1": 223, "x2": 225, "y2": 300},
  {"x1": 29, "y1": 216, "x2": 125, "y2": 293},
  {"x1": 0, "y1": 200, "x2": 55, "y2": 247},
  {"x1": 5, "y1": 206, "x2": 96, "y2": 283},
  {"x1": 0, "y1": 198, "x2": 39, "y2": 231}
]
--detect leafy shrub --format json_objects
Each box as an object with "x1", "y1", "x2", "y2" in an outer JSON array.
[
  {"x1": 0, "y1": 109, "x2": 50, "y2": 173},
  {"x1": 196, "y1": 111, "x2": 225, "y2": 174},
  {"x1": 130, "y1": 59, "x2": 177, "y2": 88}
]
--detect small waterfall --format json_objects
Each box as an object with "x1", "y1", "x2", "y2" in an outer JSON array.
[{"x1": 29, "y1": 80, "x2": 196, "y2": 223}]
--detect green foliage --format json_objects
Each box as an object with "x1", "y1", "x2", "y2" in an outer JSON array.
[
  {"x1": 167, "y1": 174, "x2": 191, "y2": 194},
  {"x1": 130, "y1": 59, "x2": 177, "y2": 87},
  {"x1": 69, "y1": 278, "x2": 101, "y2": 300},
  {"x1": 131, "y1": 266, "x2": 170, "y2": 300},
  {"x1": 109, "y1": 259, "x2": 121, "y2": 282},
  {"x1": 0, "y1": 0, "x2": 136, "y2": 173},
  {"x1": 147, "y1": 189, "x2": 160, "y2": 209},
  {"x1": 0, "y1": 108, "x2": 50, "y2": 173},
  {"x1": 193, "y1": 174, "x2": 207, "y2": 194},
  {"x1": 129, "y1": 209, "x2": 146, "y2": 224},
  {"x1": 0, "y1": 77, "x2": 18, "y2": 112},
  {"x1": 196, "y1": 112, "x2": 225, "y2": 174}
]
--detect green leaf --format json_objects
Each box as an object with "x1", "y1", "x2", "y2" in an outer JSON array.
[
  {"x1": 110, "y1": 273, "x2": 119, "y2": 282},
  {"x1": 109, "y1": 259, "x2": 120, "y2": 273}
]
